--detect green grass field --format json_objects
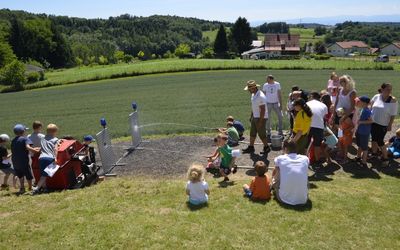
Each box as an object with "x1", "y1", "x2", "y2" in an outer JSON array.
[
  {"x1": 0, "y1": 172, "x2": 399, "y2": 249},
  {"x1": 0, "y1": 69, "x2": 399, "y2": 140},
  {"x1": 290, "y1": 27, "x2": 325, "y2": 47},
  {"x1": 16, "y1": 59, "x2": 397, "y2": 92}
]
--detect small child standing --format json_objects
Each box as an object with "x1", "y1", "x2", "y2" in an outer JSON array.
[
  {"x1": 11, "y1": 124, "x2": 40, "y2": 194},
  {"x1": 186, "y1": 164, "x2": 209, "y2": 206},
  {"x1": 355, "y1": 96, "x2": 373, "y2": 167},
  {"x1": 243, "y1": 161, "x2": 271, "y2": 201},
  {"x1": 33, "y1": 124, "x2": 60, "y2": 195},
  {"x1": 226, "y1": 116, "x2": 245, "y2": 140},
  {"x1": 337, "y1": 108, "x2": 354, "y2": 164},
  {"x1": 0, "y1": 134, "x2": 17, "y2": 190},
  {"x1": 28, "y1": 121, "x2": 45, "y2": 148},
  {"x1": 322, "y1": 127, "x2": 338, "y2": 164},
  {"x1": 388, "y1": 128, "x2": 400, "y2": 158}
]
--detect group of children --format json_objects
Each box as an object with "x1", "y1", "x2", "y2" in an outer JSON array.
[
  {"x1": 185, "y1": 115, "x2": 271, "y2": 206},
  {"x1": 0, "y1": 121, "x2": 95, "y2": 195}
]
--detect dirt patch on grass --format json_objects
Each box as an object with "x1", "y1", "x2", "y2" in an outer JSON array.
[{"x1": 112, "y1": 135, "x2": 276, "y2": 178}]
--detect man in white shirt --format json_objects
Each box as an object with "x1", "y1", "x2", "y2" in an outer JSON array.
[
  {"x1": 263, "y1": 75, "x2": 283, "y2": 137},
  {"x1": 242, "y1": 80, "x2": 271, "y2": 155},
  {"x1": 272, "y1": 140, "x2": 309, "y2": 206},
  {"x1": 306, "y1": 92, "x2": 328, "y2": 165}
]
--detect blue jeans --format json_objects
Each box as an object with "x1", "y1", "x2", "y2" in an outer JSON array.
[{"x1": 266, "y1": 103, "x2": 283, "y2": 135}]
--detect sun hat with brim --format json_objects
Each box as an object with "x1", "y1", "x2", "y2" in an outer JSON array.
[
  {"x1": 358, "y1": 95, "x2": 370, "y2": 104},
  {"x1": 244, "y1": 80, "x2": 260, "y2": 91},
  {"x1": 13, "y1": 124, "x2": 28, "y2": 134},
  {"x1": 0, "y1": 134, "x2": 10, "y2": 142}
]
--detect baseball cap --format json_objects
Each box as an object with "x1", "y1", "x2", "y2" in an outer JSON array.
[
  {"x1": 83, "y1": 135, "x2": 95, "y2": 142},
  {"x1": 0, "y1": 134, "x2": 10, "y2": 142},
  {"x1": 13, "y1": 124, "x2": 28, "y2": 134},
  {"x1": 358, "y1": 96, "x2": 370, "y2": 104}
]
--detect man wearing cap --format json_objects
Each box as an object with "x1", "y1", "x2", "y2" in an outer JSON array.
[
  {"x1": 263, "y1": 75, "x2": 283, "y2": 138},
  {"x1": 11, "y1": 124, "x2": 40, "y2": 194},
  {"x1": 243, "y1": 80, "x2": 271, "y2": 154}
]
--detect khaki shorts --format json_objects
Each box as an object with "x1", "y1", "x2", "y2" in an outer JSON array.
[
  {"x1": 296, "y1": 134, "x2": 309, "y2": 154},
  {"x1": 250, "y1": 118, "x2": 267, "y2": 139}
]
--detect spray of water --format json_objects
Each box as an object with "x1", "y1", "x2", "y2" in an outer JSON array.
[{"x1": 139, "y1": 123, "x2": 217, "y2": 130}]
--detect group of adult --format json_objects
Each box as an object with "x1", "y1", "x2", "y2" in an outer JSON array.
[{"x1": 241, "y1": 73, "x2": 398, "y2": 206}]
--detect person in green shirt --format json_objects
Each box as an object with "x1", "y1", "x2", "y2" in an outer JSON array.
[
  {"x1": 217, "y1": 134, "x2": 235, "y2": 182},
  {"x1": 218, "y1": 122, "x2": 239, "y2": 147}
]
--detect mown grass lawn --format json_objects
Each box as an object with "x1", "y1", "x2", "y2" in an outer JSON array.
[
  {"x1": 20, "y1": 59, "x2": 397, "y2": 91},
  {"x1": 0, "y1": 69, "x2": 399, "y2": 140},
  {"x1": 0, "y1": 171, "x2": 399, "y2": 249}
]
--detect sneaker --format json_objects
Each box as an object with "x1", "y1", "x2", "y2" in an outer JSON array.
[
  {"x1": 223, "y1": 177, "x2": 230, "y2": 182},
  {"x1": 0, "y1": 184, "x2": 9, "y2": 190},
  {"x1": 352, "y1": 157, "x2": 362, "y2": 162},
  {"x1": 242, "y1": 146, "x2": 255, "y2": 154},
  {"x1": 31, "y1": 187, "x2": 41, "y2": 196},
  {"x1": 17, "y1": 188, "x2": 26, "y2": 195},
  {"x1": 232, "y1": 165, "x2": 238, "y2": 174}
]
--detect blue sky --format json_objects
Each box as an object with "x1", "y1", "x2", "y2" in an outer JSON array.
[{"x1": 1, "y1": 0, "x2": 399, "y2": 22}]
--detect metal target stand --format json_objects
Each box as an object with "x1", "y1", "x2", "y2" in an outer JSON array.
[{"x1": 95, "y1": 118, "x2": 126, "y2": 176}]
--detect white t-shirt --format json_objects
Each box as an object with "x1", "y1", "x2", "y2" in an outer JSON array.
[
  {"x1": 371, "y1": 94, "x2": 398, "y2": 126},
  {"x1": 274, "y1": 153, "x2": 309, "y2": 205},
  {"x1": 186, "y1": 181, "x2": 209, "y2": 202},
  {"x1": 307, "y1": 99, "x2": 328, "y2": 129},
  {"x1": 263, "y1": 82, "x2": 281, "y2": 104},
  {"x1": 251, "y1": 90, "x2": 268, "y2": 119}
]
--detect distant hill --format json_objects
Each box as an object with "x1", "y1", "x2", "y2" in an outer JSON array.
[{"x1": 251, "y1": 14, "x2": 400, "y2": 26}]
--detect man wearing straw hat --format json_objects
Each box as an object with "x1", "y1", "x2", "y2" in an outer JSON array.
[{"x1": 242, "y1": 80, "x2": 271, "y2": 154}]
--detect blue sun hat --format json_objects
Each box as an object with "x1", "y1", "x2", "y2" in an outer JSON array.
[
  {"x1": 13, "y1": 124, "x2": 28, "y2": 134},
  {"x1": 83, "y1": 135, "x2": 95, "y2": 142}
]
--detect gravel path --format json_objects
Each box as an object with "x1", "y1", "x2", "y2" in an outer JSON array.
[{"x1": 111, "y1": 132, "x2": 399, "y2": 179}]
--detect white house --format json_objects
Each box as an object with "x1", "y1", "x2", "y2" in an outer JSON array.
[
  {"x1": 327, "y1": 41, "x2": 369, "y2": 57},
  {"x1": 380, "y1": 42, "x2": 400, "y2": 56},
  {"x1": 242, "y1": 34, "x2": 300, "y2": 59}
]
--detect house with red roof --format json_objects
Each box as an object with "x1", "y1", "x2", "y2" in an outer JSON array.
[
  {"x1": 380, "y1": 42, "x2": 400, "y2": 56},
  {"x1": 242, "y1": 33, "x2": 300, "y2": 59},
  {"x1": 327, "y1": 41, "x2": 369, "y2": 57}
]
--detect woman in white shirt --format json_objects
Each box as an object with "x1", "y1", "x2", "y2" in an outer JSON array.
[
  {"x1": 333, "y1": 75, "x2": 357, "y2": 129},
  {"x1": 370, "y1": 83, "x2": 398, "y2": 162}
]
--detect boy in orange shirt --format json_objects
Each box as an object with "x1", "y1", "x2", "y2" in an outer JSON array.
[{"x1": 243, "y1": 161, "x2": 271, "y2": 201}]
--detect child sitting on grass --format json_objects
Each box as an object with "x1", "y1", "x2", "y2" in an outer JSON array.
[
  {"x1": 186, "y1": 164, "x2": 209, "y2": 206},
  {"x1": 206, "y1": 134, "x2": 236, "y2": 182},
  {"x1": 387, "y1": 128, "x2": 400, "y2": 158},
  {"x1": 226, "y1": 116, "x2": 245, "y2": 140},
  {"x1": 243, "y1": 161, "x2": 271, "y2": 201},
  {"x1": 0, "y1": 134, "x2": 17, "y2": 190},
  {"x1": 218, "y1": 122, "x2": 240, "y2": 147},
  {"x1": 11, "y1": 124, "x2": 40, "y2": 194},
  {"x1": 337, "y1": 108, "x2": 354, "y2": 164}
]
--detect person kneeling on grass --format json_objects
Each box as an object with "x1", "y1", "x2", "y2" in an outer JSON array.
[
  {"x1": 272, "y1": 140, "x2": 309, "y2": 206},
  {"x1": 0, "y1": 134, "x2": 17, "y2": 190},
  {"x1": 186, "y1": 164, "x2": 210, "y2": 206},
  {"x1": 243, "y1": 161, "x2": 271, "y2": 201},
  {"x1": 387, "y1": 128, "x2": 400, "y2": 158},
  {"x1": 218, "y1": 121, "x2": 240, "y2": 147},
  {"x1": 33, "y1": 124, "x2": 61, "y2": 195},
  {"x1": 226, "y1": 116, "x2": 245, "y2": 140}
]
